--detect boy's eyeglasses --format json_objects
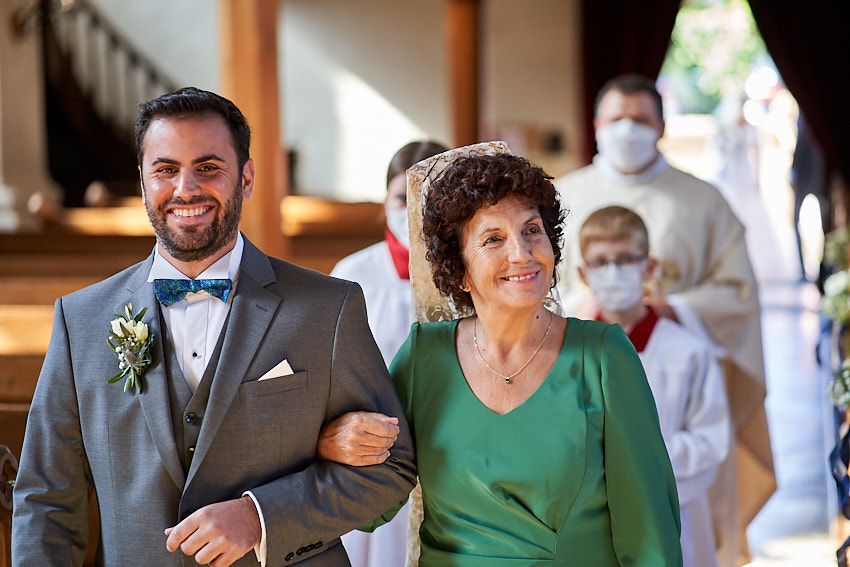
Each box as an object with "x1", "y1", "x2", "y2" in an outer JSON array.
[{"x1": 583, "y1": 255, "x2": 648, "y2": 269}]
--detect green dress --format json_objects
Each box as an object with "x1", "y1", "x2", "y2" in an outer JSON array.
[{"x1": 389, "y1": 317, "x2": 682, "y2": 566}]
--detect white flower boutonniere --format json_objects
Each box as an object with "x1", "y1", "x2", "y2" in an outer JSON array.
[{"x1": 107, "y1": 303, "x2": 153, "y2": 393}]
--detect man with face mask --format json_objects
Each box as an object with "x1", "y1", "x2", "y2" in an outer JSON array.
[
  {"x1": 331, "y1": 140, "x2": 447, "y2": 367},
  {"x1": 555, "y1": 74, "x2": 772, "y2": 567}
]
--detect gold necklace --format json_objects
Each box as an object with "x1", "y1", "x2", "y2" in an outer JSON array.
[{"x1": 473, "y1": 310, "x2": 553, "y2": 384}]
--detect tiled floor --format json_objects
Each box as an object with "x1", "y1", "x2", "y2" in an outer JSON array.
[
  {"x1": 714, "y1": 143, "x2": 843, "y2": 565},
  {"x1": 744, "y1": 280, "x2": 838, "y2": 566}
]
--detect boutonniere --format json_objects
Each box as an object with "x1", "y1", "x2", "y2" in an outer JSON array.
[{"x1": 107, "y1": 303, "x2": 153, "y2": 393}]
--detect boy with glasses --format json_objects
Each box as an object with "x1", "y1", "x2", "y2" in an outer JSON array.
[{"x1": 578, "y1": 205, "x2": 731, "y2": 567}]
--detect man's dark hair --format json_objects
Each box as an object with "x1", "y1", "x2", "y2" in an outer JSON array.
[
  {"x1": 594, "y1": 74, "x2": 664, "y2": 122},
  {"x1": 135, "y1": 87, "x2": 251, "y2": 171}
]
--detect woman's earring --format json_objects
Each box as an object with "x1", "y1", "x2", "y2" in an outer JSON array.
[{"x1": 461, "y1": 284, "x2": 470, "y2": 292}]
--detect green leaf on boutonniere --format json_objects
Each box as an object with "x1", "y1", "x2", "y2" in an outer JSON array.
[{"x1": 107, "y1": 303, "x2": 153, "y2": 394}]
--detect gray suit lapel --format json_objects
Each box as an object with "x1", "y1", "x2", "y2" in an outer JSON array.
[
  {"x1": 187, "y1": 239, "x2": 280, "y2": 482},
  {"x1": 119, "y1": 255, "x2": 186, "y2": 489}
]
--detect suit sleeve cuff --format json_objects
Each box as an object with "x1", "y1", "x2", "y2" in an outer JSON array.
[{"x1": 243, "y1": 490, "x2": 268, "y2": 566}]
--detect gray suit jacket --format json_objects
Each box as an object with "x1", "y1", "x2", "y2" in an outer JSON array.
[{"x1": 12, "y1": 237, "x2": 417, "y2": 566}]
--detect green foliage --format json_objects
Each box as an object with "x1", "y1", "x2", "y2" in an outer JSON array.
[
  {"x1": 824, "y1": 227, "x2": 850, "y2": 271},
  {"x1": 660, "y1": 0, "x2": 767, "y2": 114}
]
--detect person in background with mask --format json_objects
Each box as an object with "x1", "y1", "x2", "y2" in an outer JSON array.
[
  {"x1": 332, "y1": 140, "x2": 448, "y2": 365},
  {"x1": 578, "y1": 205, "x2": 730, "y2": 567},
  {"x1": 329, "y1": 140, "x2": 448, "y2": 567},
  {"x1": 555, "y1": 74, "x2": 772, "y2": 567}
]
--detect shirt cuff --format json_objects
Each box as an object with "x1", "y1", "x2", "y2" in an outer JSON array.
[{"x1": 243, "y1": 491, "x2": 268, "y2": 566}]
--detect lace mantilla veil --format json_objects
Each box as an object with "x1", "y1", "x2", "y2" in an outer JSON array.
[{"x1": 402, "y1": 141, "x2": 563, "y2": 566}]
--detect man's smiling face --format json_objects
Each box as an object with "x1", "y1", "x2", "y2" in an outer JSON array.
[{"x1": 139, "y1": 114, "x2": 253, "y2": 264}]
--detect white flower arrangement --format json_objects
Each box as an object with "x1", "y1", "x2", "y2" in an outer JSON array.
[
  {"x1": 821, "y1": 270, "x2": 850, "y2": 408},
  {"x1": 107, "y1": 303, "x2": 153, "y2": 393},
  {"x1": 822, "y1": 270, "x2": 850, "y2": 325},
  {"x1": 829, "y1": 359, "x2": 850, "y2": 410}
]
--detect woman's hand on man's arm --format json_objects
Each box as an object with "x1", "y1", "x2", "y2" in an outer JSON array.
[{"x1": 317, "y1": 412, "x2": 399, "y2": 466}]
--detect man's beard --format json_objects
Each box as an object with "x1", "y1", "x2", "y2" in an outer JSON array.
[{"x1": 145, "y1": 181, "x2": 243, "y2": 263}]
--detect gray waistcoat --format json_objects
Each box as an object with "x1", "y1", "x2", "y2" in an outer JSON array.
[{"x1": 161, "y1": 313, "x2": 229, "y2": 474}]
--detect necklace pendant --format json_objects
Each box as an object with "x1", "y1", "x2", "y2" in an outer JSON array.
[{"x1": 505, "y1": 377, "x2": 511, "y2": 384}]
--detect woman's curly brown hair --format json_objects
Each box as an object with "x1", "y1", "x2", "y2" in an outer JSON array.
[{"x1": 422, "y1": 153, "x2": 565, "y2": 311}]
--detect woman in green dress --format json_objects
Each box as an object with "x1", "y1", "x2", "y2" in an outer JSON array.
[{"x1": 320, "y1": 152, "x2": 682, "y2": 566}]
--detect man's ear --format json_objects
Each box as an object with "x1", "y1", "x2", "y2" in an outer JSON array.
[{"x1": 241, "y1": 158, "x2": 255, "y2": 202}]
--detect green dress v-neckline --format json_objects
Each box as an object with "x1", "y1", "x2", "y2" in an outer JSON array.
[
  {"x1": 451, "y1": 317, "x2": 570, "y2": 417},
  {"x1": 388, "y1": 317, "x2": 682, "y2": 566}
]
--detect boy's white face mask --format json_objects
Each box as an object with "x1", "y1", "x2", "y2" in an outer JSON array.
[
  {"x1": 596, "y1": 119, "x2": 660, "y2": 174},
  {"x1": 584, "y1": 261, "x2": 647, "y2": 312},
  {"x1": 385, "y1": 207, "x2": 410, "y2": 249}
]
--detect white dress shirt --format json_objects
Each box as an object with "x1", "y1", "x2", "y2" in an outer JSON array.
[
  {"x1": 146, "y1": 234, "x2": 268, "y2": 565},
  {"x1": 147, "y1": 235, "x2": 243, "y2": 391}
]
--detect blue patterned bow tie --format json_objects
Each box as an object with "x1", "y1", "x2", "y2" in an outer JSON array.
[{"x1": 153, "y1": 278, "x2": 233, "y2": 306}]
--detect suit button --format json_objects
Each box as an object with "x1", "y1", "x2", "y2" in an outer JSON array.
[
  {"x1": 188, "y1": 446, "x2": 195, "y2": 454},
  {"x1": 285, "y1": 552, "x2": 294, "y2": 561},
  {"x1": 185, "y1": 412, "x2": 198, "y2": 423}
]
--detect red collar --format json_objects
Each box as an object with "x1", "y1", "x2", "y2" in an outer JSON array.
[
  {"x1": 385, "y1": 227, "x2": 410, "y2": 280},
  {"x1": 594, "y1": 307, "x2": 659, "y2": 353}
]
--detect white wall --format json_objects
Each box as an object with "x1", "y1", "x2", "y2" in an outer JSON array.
[
  {"x1": 281, "y1": 0, "x2": 449, "y2": 201},
  {"x1": 90, "y1": 0, "x2": 220, "y2": 92},
  {"x1": 483, "y1": 0, "x2": 584, "y2": 178},
  {"x1": 92, "y1": 0, "x2": 451, "y2": 203},
  {"x1": 281, "y1": 1, "x2": 582, "y2": 200}
]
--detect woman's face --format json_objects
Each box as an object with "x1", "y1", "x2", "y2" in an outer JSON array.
[{"x1": 460, "y1": 196, "x2": 555, "y2": 313}]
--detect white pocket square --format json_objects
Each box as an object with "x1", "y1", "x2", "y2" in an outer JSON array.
[{"x1": 258, "y1": 359, "x2": 294, "y2": 381}]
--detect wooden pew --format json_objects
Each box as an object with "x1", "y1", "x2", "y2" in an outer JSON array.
[
  {"x1": 0, "y1": 355, "x2": 43, "y2": 405},
  {"x1": 0, "y1": 276, "x2": 98, "y2": 305},
  {"x1": 0, "y1": 231, "x2": 155, "y2": 278},
  {"x1": 281, "y1": 195, "x2": 384, "y2": 274},
  {"x1": 0, "y1": 305, "x2": 53, "y2": 355}
]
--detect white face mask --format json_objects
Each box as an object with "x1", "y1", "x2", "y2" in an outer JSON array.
[
  {"x1": 596, "y1": 119, "x2": 660, "y2": 174},
  {"x1": 385, "y1": 207, "x2": 410, "y2": 249},
  {"x1": 584, "y1": 261, "x2": 646, "y2": 312}
]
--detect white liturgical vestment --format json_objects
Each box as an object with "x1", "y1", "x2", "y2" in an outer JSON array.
[
  {"x1": 331, "y1": 241, "x2": 413, "y2": 366},
  {"x1": 556, "y1": 155, "x2": 774, "y2": 567},
  {"x1": 640, "y1": 317, "x2": 730, "y2": 567},
  {"x1": 331, "y1": 240, "x2": 412, "y2": 567}
]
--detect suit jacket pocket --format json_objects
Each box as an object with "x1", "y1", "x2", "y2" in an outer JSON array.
[{"x1": 240, "y1": 370, "x2": 309, "y2": 397}]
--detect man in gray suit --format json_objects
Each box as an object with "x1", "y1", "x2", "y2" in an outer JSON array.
[{"x1": 12, "y1": 87, "x2": 416, "y2": 566}]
